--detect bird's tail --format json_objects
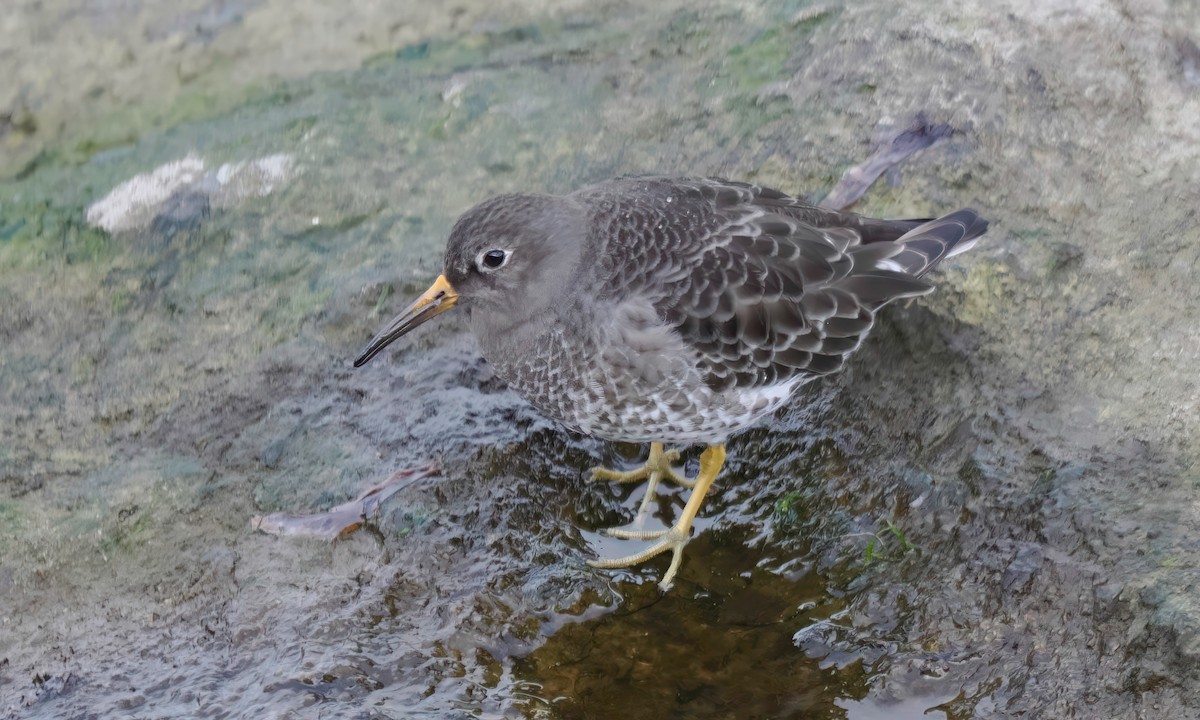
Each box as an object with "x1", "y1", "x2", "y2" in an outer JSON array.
[
  {"x1": 835, "y1": 209, "x2": 988, "y2": 310},
  {"x1": 888, "y1": 209, "x2": 989, "y2": 277}
]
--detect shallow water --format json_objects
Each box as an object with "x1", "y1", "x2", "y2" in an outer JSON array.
[{"x1": 2, "y1": 0, "x2": 1199, "y2": 718}]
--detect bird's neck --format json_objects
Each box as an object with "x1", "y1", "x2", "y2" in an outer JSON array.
[{"x1": 471, "y1": 295, "x2": 596, "y2": 379}]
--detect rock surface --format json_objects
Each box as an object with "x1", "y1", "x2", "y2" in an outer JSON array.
[{"x1": 1, "y1": 0, "x2": 1198, "y2": 717}]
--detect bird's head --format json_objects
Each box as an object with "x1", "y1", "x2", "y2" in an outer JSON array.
[{"x1": 353, "y1": 192, "x2": 585, "y2": 367}]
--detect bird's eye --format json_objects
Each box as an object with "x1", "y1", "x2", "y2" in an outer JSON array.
[{"x1": 478, "y1": 249, "x2": 509, "y2": 271}]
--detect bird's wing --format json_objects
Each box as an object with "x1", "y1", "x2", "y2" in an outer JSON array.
[{"x1": 579, "y1": 177, "x2": 985, "y2": 393}]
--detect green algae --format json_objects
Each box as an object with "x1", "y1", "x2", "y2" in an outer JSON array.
[
  {"x1": 719, "y1": 26, "x2": 795, "y2": 91},
  {"x1": 0, "y1": 502, "x2": 21, "y2": 532}
]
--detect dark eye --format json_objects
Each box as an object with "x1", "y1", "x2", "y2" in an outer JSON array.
[{"x1": 481, "y1": 249, "x2": 508, "y2": 269}]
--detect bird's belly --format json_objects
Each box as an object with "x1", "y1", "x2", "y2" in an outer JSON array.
[
  {"x1": 569, "y1": 381, "x2": 803, "y2": 444},
  {"x1": 487, "y1": 325, "x2": 805, "y2": 445}
]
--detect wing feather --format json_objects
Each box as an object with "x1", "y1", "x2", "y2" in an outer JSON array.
[{"x1": 575, "y1": 176, "x2": 988, "y2": 393}]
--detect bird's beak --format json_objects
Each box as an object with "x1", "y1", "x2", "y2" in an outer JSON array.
[{"x1": 353, "y1": 274, "x2": 459, "y2": 367}]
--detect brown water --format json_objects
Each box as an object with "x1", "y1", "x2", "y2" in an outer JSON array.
[{"x1": 2, "y1": 0, "x2": 1199, "y2": 718}]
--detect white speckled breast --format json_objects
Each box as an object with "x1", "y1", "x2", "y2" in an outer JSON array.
[{"x1": 480, "y1": 299, "x2": 807, "y2": 444}]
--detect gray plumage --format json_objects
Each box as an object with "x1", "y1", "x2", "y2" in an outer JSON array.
[{"x1": 432, "y1": 176, "x2": 986, "y2": 443}]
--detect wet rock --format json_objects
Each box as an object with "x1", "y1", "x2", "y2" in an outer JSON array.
[{"x1": 2, "y1": 0, "x2": 1200, "y2": 717}]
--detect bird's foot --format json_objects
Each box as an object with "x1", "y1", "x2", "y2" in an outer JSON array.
[
  {"x1": 587, "y1": 444, "x2": 726, "y2": 591},
  {"x1": 589, "y1": 441, "x2": 694, "y2": 487},
  {"x1": 588, "y1": 524, "x2": 691, "y2": 591},
  {"x1": 589, "y1": 442, "x2": 694, "y2": 523}
]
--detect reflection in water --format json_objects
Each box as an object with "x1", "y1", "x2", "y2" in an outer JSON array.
[{"x1": 836, "y1": 693, "x2": 955, "y2": 720}]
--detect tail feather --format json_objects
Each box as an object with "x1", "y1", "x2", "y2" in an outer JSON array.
[{"x1": 890, "y1": 209, "x2": 988, "y2": 277}]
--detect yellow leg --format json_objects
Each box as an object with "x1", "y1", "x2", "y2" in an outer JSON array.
[
  {"x1": 588, "y1": 443, "x2": 727, "y2": 591},
  {"x1": 590, "y1": 442, "x2": 695, "y2": 522}
]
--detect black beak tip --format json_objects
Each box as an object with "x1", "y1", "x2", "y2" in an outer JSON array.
[{"x1": 352, "y1": 346, "x2": 376, "y2": 368}]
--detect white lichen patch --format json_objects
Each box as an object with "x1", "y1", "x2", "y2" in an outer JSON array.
[
  {"x1": 211, "y1": 153, "x2": 294, "y2": 204},
  {"x1": 85, "y1": 153, "x2": 296, "y2": 233},
  {"x1": 85, "y1": 154, "x2": 207, "y2": 232}
]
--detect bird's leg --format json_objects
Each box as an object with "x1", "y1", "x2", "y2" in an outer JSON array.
[
  {"x1": 588, "y1": 443, "x2": 726, "y2": 591},
  {"x1": 590, "y1": 441, "x2": 695, "y2": 523}
]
